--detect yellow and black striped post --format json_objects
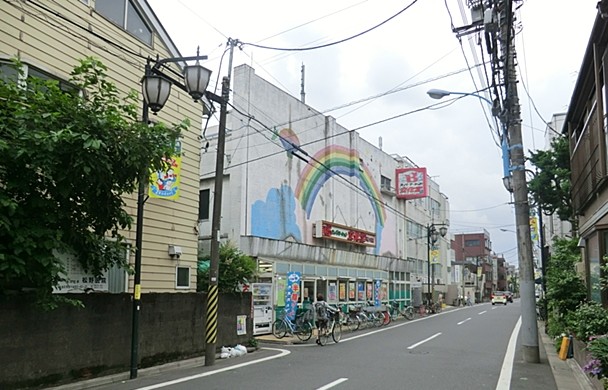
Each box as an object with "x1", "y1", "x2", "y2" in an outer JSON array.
[{"x1": 205, "y1": 284, "x2": 218, "y2": 346}]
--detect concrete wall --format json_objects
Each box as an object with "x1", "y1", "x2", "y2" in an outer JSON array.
[{"x1": 0, "y1": 293, "x2": 252, "y2": 389}]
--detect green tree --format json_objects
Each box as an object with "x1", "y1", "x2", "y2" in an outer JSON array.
[
  {"x1": 0, "y1": 58, "x2": 186, "y2": 304},
  {"x1": 528, "y1": 136, "x2": 575, "y2": 229},
  {"x1": 545, "y1": 237, "x2": 587, "y2": 337},
  {"x1": 197, "y1": 242, "x2": 257, "y2": 293}
]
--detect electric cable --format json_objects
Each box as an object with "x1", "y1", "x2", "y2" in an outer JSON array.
[{"x1": 242, "y1": 0, "x2": 419, "y2": 52}]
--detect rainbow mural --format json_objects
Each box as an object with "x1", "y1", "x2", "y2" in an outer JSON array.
[
  {"x1": 294, "y1": 145, "x2": 387, "y2": 227},
  {"x1": 273, "y1": 127, "x2": 301, "y2": 157}
]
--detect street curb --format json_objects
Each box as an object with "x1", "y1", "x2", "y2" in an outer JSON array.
[
  {"x1": 538, "y1": 322, "x2": 595, "y2": 390},
  {"x1": 44, "y1": 356, "x2": 207, "y2": 390}
]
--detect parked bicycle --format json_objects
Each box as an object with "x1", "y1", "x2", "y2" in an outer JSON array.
[
  {"x1": 342, "y1": 305, "x2": 362, "y2": 332},
  {"x1": 389, "y1": 301, "x2": 414, "y2": 321},
  {"x1": 272, "y1": 309, "x2": 313, "y2": 341},
  {"x1": 317, "y1": 309, "x2": 342, "y2": 345}
]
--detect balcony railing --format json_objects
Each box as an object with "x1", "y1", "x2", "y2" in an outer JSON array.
[{"x1": 570, "y1": 100, "x2": 606, "y2": 213}]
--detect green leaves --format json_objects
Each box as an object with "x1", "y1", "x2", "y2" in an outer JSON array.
[
  {"x1": 0, "y1": 57, "x2": 184, "y2": 305},
  {"x1": 197, "y1": 242, "x2": 257, "y2": 293},
  {"x1": 528, "y1": 136, "x2": 574, "y2": 227}
]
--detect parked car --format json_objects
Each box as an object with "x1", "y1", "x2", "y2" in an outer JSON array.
[
  {"x1": 504, "y1": 291, "x2": 513, "y2": 303},
  {"x1": 491, "y1": 291, "x2": 508, "y2": 305}
]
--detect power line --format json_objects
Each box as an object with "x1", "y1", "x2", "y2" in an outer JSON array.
[{"x1": 242, "y1": 0, "x2": 419, "y2": 52}]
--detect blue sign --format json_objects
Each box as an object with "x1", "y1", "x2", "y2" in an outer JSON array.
[
  {"x1": 284, "y1": 271, "x2": 301, "y2": 320},
  {"x1": 374, "y1": 279, "x2": 381, "y2": 306}
]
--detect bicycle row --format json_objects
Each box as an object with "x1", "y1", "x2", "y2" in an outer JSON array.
[{"x1": 271, "y1": 299, "x2": 445, "y2": 345}]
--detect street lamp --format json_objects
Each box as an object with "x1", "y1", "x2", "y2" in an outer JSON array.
[
  {"x1": 130, "y1": 52, "x2": 212, "y2": 379},
  {"x1": 427, "y1": 223, "x2": 448, "y2": 304},
  {"x1": 427, "y1": 87, "x2": 540, "y2": 362}
]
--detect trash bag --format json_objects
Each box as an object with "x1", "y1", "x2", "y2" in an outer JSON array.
[
  {"x1": 220, "y1": 346, "x2": 231, "y2": 359},
  {"x1": 234, "y1": 344, "x2": 247, "y2": 356}
]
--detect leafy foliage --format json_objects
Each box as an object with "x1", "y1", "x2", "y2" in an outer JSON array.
[
  {"x1": 544, "y1": 237, "x2": 587, "y2": 338},
  {"x1": 197, "y1": 242, "x2": 257, "y2": 293},
  {"x1": 528, "y1": 136, "x2": 574, "y2": 227},
  {"x1": 567, "y1": 302, "x2": 608, "y2": 341},
  {"x1": 0, "y1": 57, "x2": 186, "y2": 304},
  {"x1": 585, "y1": 335, "x2": 608, "y2": 379}
]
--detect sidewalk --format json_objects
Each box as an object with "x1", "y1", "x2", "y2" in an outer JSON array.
[{"x1": 536, "y1": 322, "x2": 596, "y2": 390}]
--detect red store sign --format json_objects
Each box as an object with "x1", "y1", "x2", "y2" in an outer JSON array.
[{"x1": 313, "y1": 220, "x2": 376, "y2": 247}]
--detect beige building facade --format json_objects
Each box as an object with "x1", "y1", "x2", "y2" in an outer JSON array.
[{"x1": 1, "y1": 0, "x2": 203, "y2": 293}]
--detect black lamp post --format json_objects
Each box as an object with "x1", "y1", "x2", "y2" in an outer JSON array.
[
  {"x1": 130, "y1": 52, "x2": 210, "y2": 380},
  {"x1": 427, "y1": 223, "x2": 448, "y2": 304}
]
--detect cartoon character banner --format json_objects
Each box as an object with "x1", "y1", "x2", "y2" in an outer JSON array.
[
  {"x1": 284, "y1": 272, "x2": 301, "y2": 320},
  {"x1": 149, "y1": 155, "x2": 181, "y2": 200}
]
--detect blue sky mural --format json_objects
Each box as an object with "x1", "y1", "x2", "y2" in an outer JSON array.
[{"x1": 251, "y1": 184, "x2": 302, "y2": 241}]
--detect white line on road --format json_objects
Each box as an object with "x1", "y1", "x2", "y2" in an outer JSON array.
[
  {"x1": 457, "y1": 318, "x2": 471, "y2": 325},
  {"x1": 496, "y1": 316, "x2": 522, "y2": 390},
  {"x1": 316, "y1": 378, "x2": 348, "y2": 389},
  {"x1": 478, "y1": 310, "x2": 487, "y2": 315},
  {"x1": 134, "y1": 347, "x2": 291, "y2": 390},
  {"x1": 407, "y1": 332, "x2": 442, "y2": 349}
]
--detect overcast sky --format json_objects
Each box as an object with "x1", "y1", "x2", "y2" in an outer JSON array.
[{"x1": 148, "y1": 0, "x2": 598, "y2": 266}]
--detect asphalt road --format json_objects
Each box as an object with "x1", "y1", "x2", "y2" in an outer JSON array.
[{"x1": 89, "y1": 301, "x2": 549, "y2": 390}]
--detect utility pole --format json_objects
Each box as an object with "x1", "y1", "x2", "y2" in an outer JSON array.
[
  {"x1": 205, "y1": 38, "x2": 238, "y2": 366},
  {"x1": 500, "y1": 0, "x2": 540, "y2": 363}
]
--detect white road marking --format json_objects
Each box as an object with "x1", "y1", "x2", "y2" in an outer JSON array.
[
  {"x1": 457, "y1": 318, "x2": 471, "y2": 325},
  {"x1": 407, "y1": 332, "x2": 442, "y2": 349},
  {"x1": 478, "y1": 310, "x2": 487, "y2": 315},
  {"x1": 496, "y1": 316, "x2": 522, "y2": 390},
  {"x1": 134, "y1": 347, "x2": 291, "y2": 390},
  {"x1": 316, "y1": 378, "x2": 349, "y2": 389}
]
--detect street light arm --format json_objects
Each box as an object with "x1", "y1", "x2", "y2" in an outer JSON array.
[
  {"x1": 153, "y1": 54, "x2": 209, "y2": 69},
  {"x1": 427, "y1": 88, "x2": 494, "y2": 107}
]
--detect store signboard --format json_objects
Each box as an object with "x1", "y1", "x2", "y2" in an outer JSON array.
[
  {"x1": 313, "y1": 220, "x2": 375, "y2": 247},
  {"x1": 395, "y1": 167, "x2": 427, "y2": 199}
]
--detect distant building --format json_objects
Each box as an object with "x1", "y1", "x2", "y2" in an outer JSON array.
[{"x1": 452, "y1": 231, "x2": 493, "y2": 301}]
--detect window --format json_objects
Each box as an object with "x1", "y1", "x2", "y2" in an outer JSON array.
[
  {"x1": 465, "y1": 239, "x2": 480, "y2": 247},
  {"x1": 1, "y1": 61, "x2": 76, "y2": 92},
  {"x1": 0, "y1": 61, "x2": 19, "y2": 83},
  {"x1": 95, "y1": 0, "x2": 152, "y2": 45},
  {"x1": 176, "y1": 266, "x2": 190, "y2": 289},
  {"x1": 381, "y1": 175, "x2": 391, "y2": 191},
  {"x1": 198, "y1": 189, "x2": 210, "y2": 220}
]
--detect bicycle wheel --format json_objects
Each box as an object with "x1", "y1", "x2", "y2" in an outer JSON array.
[
  {"x1": 356, "y1": 313, "x2": 368, "y2": 329},
  {"x1": 318, "y1": 325, "x2": 330, "y2": 346},
  {"x1": 296, "y1": 321, "x2": 313, "y2": 341},
  {"x1": 272, "y1": 319, "x2": 287, "y2": 338},
  {"x1": 349, "y1": 315, "x2": 361, "y2": 331},
  {"x1": 332, "y1": 322, "x2": 342, "y2": 343},
  {"x1": 382, "y1": 310, "x2": 391, "y2": 325},
  {"x1": 371, "y1": 312, "x2": 383, "y2": 327},
  {"x1": 402, "y1": 306, "x2": 414, "y2": 320},
  {"x1": 435, "y1": 303, "x2": 442, "y2": 313}
]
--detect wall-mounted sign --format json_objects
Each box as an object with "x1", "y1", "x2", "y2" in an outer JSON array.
[
  {"x1": 395, "y1": 167, "x2": 427, "y2": 199},
  {"x1": 313, "y1": 220, "x2": 376, "y2": 247}
]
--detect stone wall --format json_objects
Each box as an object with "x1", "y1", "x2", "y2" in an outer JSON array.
[{"x1": 0, "y1": 292, "x2": 252, "y2": 389}]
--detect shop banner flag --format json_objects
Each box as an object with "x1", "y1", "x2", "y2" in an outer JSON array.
[{"x1": 284, "y1": 272, "x2": 301, "y2": 320}]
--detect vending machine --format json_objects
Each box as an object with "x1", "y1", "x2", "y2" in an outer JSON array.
[{"x1": 252, "y1": 283, "x2": 273, "y2": 335}]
